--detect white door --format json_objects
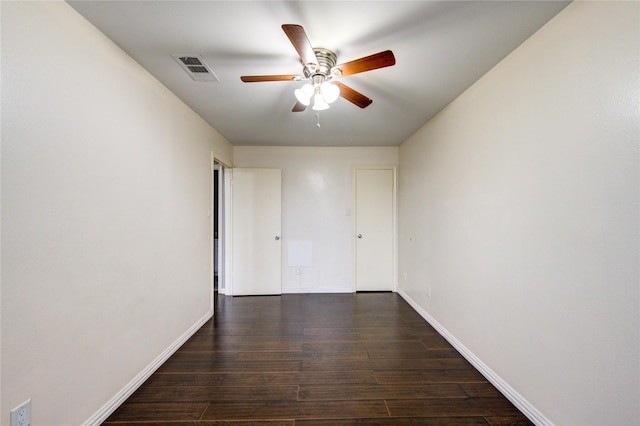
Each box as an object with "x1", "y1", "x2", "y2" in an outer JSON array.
[
  {"x1": 355, "y1": 168, "x2": 394, "y2": 291},
  {"x1": 232, "y1": 168, "x2": 282, "y2": 295}
]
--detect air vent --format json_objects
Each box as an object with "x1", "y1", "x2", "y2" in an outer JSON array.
[{"x1": 172, "y1": 54, "x2": 219, "y2": 82}]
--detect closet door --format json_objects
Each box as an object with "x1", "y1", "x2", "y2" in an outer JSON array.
[
  {"x1": 355, "y1": 168, "x2": 394, "y2": 291},
  {"x1": 231, "y1": 168, "x2": 282, "y2": 295}
]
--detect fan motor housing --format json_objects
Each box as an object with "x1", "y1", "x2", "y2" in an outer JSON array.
[{"x1": 303, "y1": 48, "x2": 338, "y2": 79}]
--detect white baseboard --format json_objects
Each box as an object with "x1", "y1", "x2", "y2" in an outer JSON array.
[
  {"x1": 83, "y1": 310, "x2": 213, "y2": 426},
  {"x1": 397, "y1": 289, "x2": 553, "y2": 426},
  {"x1": 281, "y1": 287, "x2": 354, "y2": 294}
]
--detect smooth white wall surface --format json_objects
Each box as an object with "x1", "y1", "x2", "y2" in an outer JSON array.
[
  {"x1": 234, "y1": 146, "x2": 397, "y2": 293},
  {"x1": 1, "y1": 2, "x2": 233, "y2": 424},
  {"x1": 398, "y1": 2, "x2": 639, "y2": 425}
]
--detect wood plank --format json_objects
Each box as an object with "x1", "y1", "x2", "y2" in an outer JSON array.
[
  {"x1": 235, "y1": 350, "x2": 303, "y2": 361},
  {"x1": 244, "y1": 323, "x2": 305, "y2": 336},
  {"x1": 372, "y1": 358, "x2": 472, "y2": 370},
  {"x1": 140, "y1": 372, "x2": 225, "y2": 387},
  {"x1": 201, "y1": 400, "x2": 389, "y2": 421},
  {"x1": 368, "y1": 347, "x2": 461, "y2": 359},
  {"x1": 301, "y1": 359, "x2": 378, "y2": 371},
  {"x1": 222, "y1": 371, "x2": 377, "y2": 386},
  {"x1": 181, "y1": 337, "x2": 304, "y2": 352},
  {"x1": 485, "y1": 415, "x2": 534, "y2": 425},
  {"x1": 126, "y1": 385, "x2": 299, "y2": 403},
  {"x1": 106, "y1": 422, "x2": 294, "y2": 426},
  {"x1": 375, "y1": 369, "x2": 488, "y2": 384},
  {"x1": 301, "y1": 328, "x2": 440, "y2": 341},
  {"x1": 105, "y1": 402, "x2": 208, "y2": 422},
  {"x1": 302, "y1": 342, "x2": 370, "y2": 360},
  {"x1": 158, "y1": 358, "x2": 301, "y2": 373},
  {"x1": 103, "y1": 420, "x2": 295, "y2": 426},
  {"x1": 297, "y1": 417, "x2": 490, "y2": 425},
  {"x1": 298, "y1": 383, "x2": 467, "y2": 401},
  {"x1": 386, "y1": 397, "x2": 524, "y2": 417},
  {"x1": 301, "y1": 357, "x2": 470, "y2": 372},
  {"x1": 360, "y1": 327, "x2": 442, "y2": 339}
]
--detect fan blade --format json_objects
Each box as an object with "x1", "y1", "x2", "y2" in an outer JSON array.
[
  {"x1": 241, "y1": 75, "x2": 300, "y2": 82},
  {"x1": 282, "y1": 24, "x2": 318, "y2": 66},
  {"x1": 292, "y1": 101, "x2": 307, "y2": 112},
  {"x1": 334, "y1": 82, "x2": 373, "y2": 108},
  {"x1": 335, "y1": 50, "x2": 396, "y2": 77}
]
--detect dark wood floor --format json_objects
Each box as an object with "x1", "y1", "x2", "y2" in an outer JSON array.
[{"x1": 104, "y1": 292, "x2": 532, "y2": 425}]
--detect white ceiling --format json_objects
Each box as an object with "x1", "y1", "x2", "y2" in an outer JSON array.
[{"x1": 67, "y1": 1, "x2": 570, "y2": 147}]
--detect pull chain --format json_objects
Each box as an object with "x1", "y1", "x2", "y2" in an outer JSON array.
[{"x1": 315, "y1": 112, "x2": 321, "y2": 128}]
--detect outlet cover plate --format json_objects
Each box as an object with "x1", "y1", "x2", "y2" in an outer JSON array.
[{"x1": 10, "y1": 399, "x2": 31, "y2": 426}]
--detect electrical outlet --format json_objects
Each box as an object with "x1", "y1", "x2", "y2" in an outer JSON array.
[
  {"x1": 10, "y1": 399, "x2": 31, "y2": 426},
  {"x1": 402, "y1": 272, "x2": 407, "y2": 280},
  {"x1": 426, "y1": 285, "x2": 431, "y2": 298}
]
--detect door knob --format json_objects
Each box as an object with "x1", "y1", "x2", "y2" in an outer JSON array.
[
  {"x1": 275, "y1": 235, "x2": 280, "y2": 240},
  {"x1": 357, "y1": 234, "x2": 362, "y2": 239}
]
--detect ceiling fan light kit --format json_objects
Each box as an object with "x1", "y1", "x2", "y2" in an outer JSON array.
[
  {"x1": 240, "y1": 24, "x2": 396, "y2": 118},
  {"x1": 294, "y1": 76, "x2": 340, "y2": 111}
]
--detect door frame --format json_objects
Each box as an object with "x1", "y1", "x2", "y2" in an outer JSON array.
[
  {"x1": 352, "y1": 166, "x2": 398, "y2": 292},
  {"x1": 211, "y1": 154, "x2": 231, "y2": 301},
  {"x1": 225, "y1": 167, "x2": 234, "y2": 296}
]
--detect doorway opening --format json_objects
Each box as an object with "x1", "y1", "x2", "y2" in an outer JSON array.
[{"x1": 213, "y1": 161, "x2": 226, "y2": 296}]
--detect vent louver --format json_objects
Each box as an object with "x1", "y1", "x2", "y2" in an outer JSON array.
[
  {"x1": 188, "y1": 66, "x2": 209, "y2": 73},
  {"x1": 172, "y1": 54, "x2": 220, "y2": 82}
]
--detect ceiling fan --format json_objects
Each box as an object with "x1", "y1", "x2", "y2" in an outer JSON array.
[{"x1": 240, "y1": 24, "x2": 396, "y2": 112}]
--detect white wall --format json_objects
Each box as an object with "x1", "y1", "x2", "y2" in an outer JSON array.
[
  {"x1": 398, "y1": 2, "x2": 639, "y2": 425},
  {"x1": 1, "y1": 2, "x2": 233, "y2": 424},
  {"x1": 234, "y1": 146, "x2": 397, "y2": 293}
]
